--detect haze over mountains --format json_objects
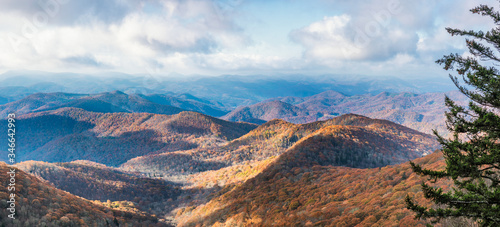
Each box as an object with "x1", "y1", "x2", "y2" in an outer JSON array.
[
  {"x1": 0, "y1": 70, "x2": 457, "y2": 107},
  {"x1": 0, "y1": 90, "x2": 227, "y2": 117}
]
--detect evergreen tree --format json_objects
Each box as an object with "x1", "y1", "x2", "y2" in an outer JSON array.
[{"x1": 406, "y1": 3, "x2": 500, "y2": 226}]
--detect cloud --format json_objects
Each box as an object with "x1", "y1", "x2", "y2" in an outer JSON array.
[
  {"x1": 0, "y1": 0, "x2": 496, "y2": 77},
  {"x1": 289, "y1": 0, "x2": 437, "y2": 62},
  {"x1": 63, "y1": 54, "x2": 107, "y2": 67},
  {"x1": 0, "y1": 0, "x2": 139, "y2": 25},
  {"x1": 288, "y1": 0, "x2": 497, "y2": 76},
  {"x1": 290, "y1": 15, "x2": 418, "y2": 61},
  {"x1": 0, "y1": 0, "x2": 252, "y2": 74}
]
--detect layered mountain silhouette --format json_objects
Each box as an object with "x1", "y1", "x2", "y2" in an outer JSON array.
[
  {"x1": 0, "y1": 79, "x2": 462, "y2": 226},
  {"x1": 222, "y1": 90, "x2": 468, "y2": 136},
  {"x1": 0, "y1": 88, "x2": 467, "y2": 137},
  {"x1": 0, "y1": 71, "x2": 459, "y2": 108},
  {"x1": 0, "y1": 90, "x2": 227, "y2": 118}
]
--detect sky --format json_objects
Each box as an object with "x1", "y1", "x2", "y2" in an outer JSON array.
[{"x1": 0, "y1": 0, "x2": 496, "y2": 78}]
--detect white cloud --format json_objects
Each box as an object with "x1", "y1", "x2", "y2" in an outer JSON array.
[
  {"x1": 0, "y1": 0, "x2": 496, "y2": 77},
  {"x1": 0, "y1": 0, "x2": 256, "y2": 74},
  {"x1": 286, "y1": 0, "x2": 497, "y2": 77},
  {"x1": 290, "y1": 14, "x2": 419, "y2": 61}
]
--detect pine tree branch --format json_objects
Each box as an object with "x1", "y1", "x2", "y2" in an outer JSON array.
[
  {"x1": 448, "y1": 200, "x2": 489, "y2": 204},
  {"x1": 466, "y1": 39, "x2": 500, "y2": 62},
  {"x1": 478, "y1": 166, "x2": 499, "y2": 172},
  {"x1": 479, "y1": 174, "x2": 500, "y2": 185},
  {"x1": 471, "y1": 4, "x2": 500, "y2": 24}
]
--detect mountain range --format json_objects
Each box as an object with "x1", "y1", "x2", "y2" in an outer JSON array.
[
  {"x1": 222, "y1": 90, "x2": 469, "y2": 136},
  {"x1": 1, "y1": 103, "x2": 446, "y2": 225},
  {"x1": 0, "y1": 90, "x2": 227, "y2": 118},
  {"x1": 0, "y1": 88, "x2": 468, "y2": 138},
  {"x1": 9, "y1": 110, "x2": 451, "y2": 226},
  {"x1": 0, "y1": 71, "x2": 470, "y2": 226},
  {"x1": 119, "y1": 114, "x2": 439, "y2": 182},
  {"x1": 0, "y1": 70, "x2": 459, "y2": 108}
]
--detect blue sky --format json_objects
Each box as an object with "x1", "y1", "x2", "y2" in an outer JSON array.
[{"x1": 0, "y1": 0, "x2": 496, "y2": 78}]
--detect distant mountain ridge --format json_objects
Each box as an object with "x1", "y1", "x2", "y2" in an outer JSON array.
[
  {"x1": 0, "y1": 90, "x2": 227, "y2": 118},
  {"x1": 0, "y1": 70, "x2": 459, "y2": 108},
  {"x1": 222, "y1": 90, "x2": 468, "y2": 135}
]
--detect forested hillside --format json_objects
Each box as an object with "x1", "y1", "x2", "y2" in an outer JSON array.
[
  {"x1": 121, "y1": 114, "x2": 439, "y2": 181},
  {"x1": 0, "y1": 162, "x2": 167, "y2": 226},
  {"x1": 4, "y1": 112, "x2": 445, "y2": 226},
  {"x1": 0, "y1": 108, "x2": 255, "y2": 166},
  {"x1": 176, "y1": 152, "x2": 460, "y2": 226}
]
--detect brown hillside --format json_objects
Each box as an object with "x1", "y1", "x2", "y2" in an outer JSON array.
[
  {"x1": 17, "y1": 160, "x2": 181, "y2": 203},
  {"x1": 120, "y1": 114, "x2": 439, "y2": 182},
  {"x1": 0, "y1": 162, "x2": 167, "y2": 226},
  {"x1": 2, "y1": 108, "x2": 256, "y2": 166},
  {"x1": 176, "y1": 152, "x2": 458, "y2": 227}
]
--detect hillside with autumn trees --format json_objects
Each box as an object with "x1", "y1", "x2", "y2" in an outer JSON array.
[
  {"x1": 0, "y1": 108, "x2": 256, "y2": 166},
  {"x1": 17, "y1": 160, "x2": 181, "y2": 204},
  {"x1": 164, "y1": 115, "x2": 446, "y2": 226},
  {"x1": 176, "y1": 151, "x2": 467, "y2": 226},
  {"x1": 5, "y1": 111, "x2": 445, "y2": 225},
  {"x1": 0, "y1": 162, "x2": 168, "y2": 226},
  {"x1": 120, "y1": 114, "x2": 439, "y2": 179}
]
